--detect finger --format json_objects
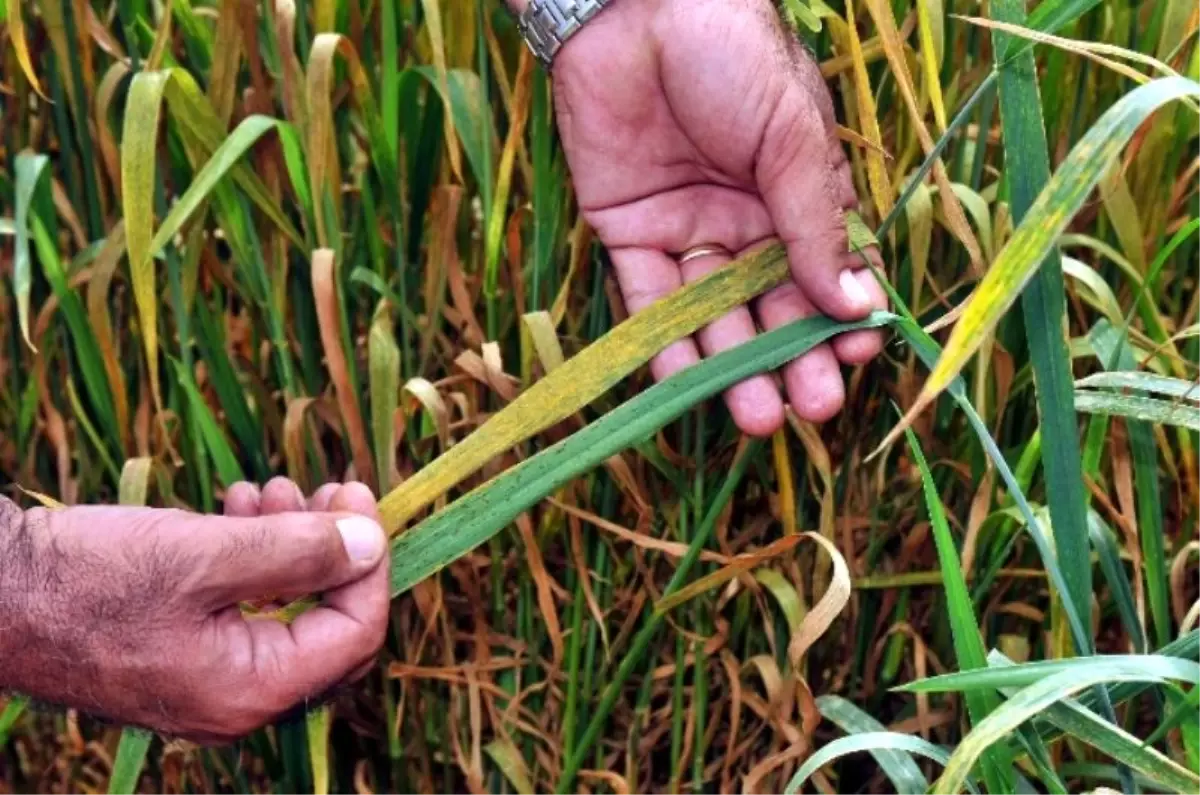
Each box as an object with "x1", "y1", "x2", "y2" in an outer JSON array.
[
  {"x1": 755, "y1": 281, "x2": 846, "y2": 423},
  {"x1": 830, "y1": 268, "x2": 888, "y2": 365},
  {"x1": 241, "y1": 504, "x2": 391, "y2": 710},
  {"x1": 328, "y1": 482, "x2": 379, "y2": 521},
  {"x1": 238, "y1": 518, "x2": 388, "y2": 709},
  {"x1": 308, "y1": 483, "x2": 342, "y2": 512},
  {"x1": 260, "y1": 476, "x2": 306, "y2": 514},
  {"x1": 186, "y1": 510, "x2": 388, "y2": 607},
  {"x1": 679, "y1": 248, "x2": 784, "y2": 436},
  {"x1": 609, "y1": 247, "x2": 702, "y2": 381},
  {"x1": 223, "y1": 482, "x2": 262, "y2": 518},
  {"x1": 315, "y1": 488, "x2": 387, "y2": 641},
  {"x1": 756, "y1": 84, "x2": 875, "y2": 322}
]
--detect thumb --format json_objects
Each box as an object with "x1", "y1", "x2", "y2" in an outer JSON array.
[
  {"x1": 183, "y1": 509, "x2": 388, "y2": 608},
  {"x1": 756, "y1": 82, "x2": 876, "y2": 322}
]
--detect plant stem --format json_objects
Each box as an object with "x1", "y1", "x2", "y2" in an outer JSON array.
[{"x1": 556, "y1": 438, "x2": 765, "y2": 793}]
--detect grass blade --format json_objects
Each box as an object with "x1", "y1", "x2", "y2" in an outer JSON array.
[
  {"x1": 146, "y1": 114, "x2": 284, "y2": 260},
  {"x1": 376, "y1": 242, "x2": 791, "y2": 534},
  {"x1": 897, "y1": 655, "x2": 1200, "y2": 694},
  {"x1": 389, "y1": 312, "x2": 894, "y2": 595},
  {"x1": 1075, "y1": 372, "x2": 1200, "y2": 401},
  {"x1": 1089, "y1": 318, "x2": 1176, "y2": 651},
  {"x1": 1074, "y1": 392, "x2": 1200, "y2": 432},
  {"x1": 893, "y1": 74, "x2": 1200, "y2": 441},
  {"x1": 0, "y1": 696, "x2": 29, "y2": 747},
  {"x1": 988, "y1": 0, "x2": 1091, "y2": 637},
  {"x1": 13, "y1": 152, "x2": 50, "y2": 351},
  {"x1": 108, "y1": 729, "x2": 153, "y2": 795},
  {"x1": 805, "y1": 695, "x2": 930, "y2": 794},
  {"x1": 934, "y1": 660, "x2": 1198, "y2": 794},
  {"x1": 170, "y1": 358, "x2": 245, "y2": 488},
  {"x1": 988, "y1": 652, "x2": 1200, "y2": 794},
  {"x1": 785, "y1": 732, "x2": 975, "y2": 795},
  {"x1": 1087, "y1": 511, "x2": 1146, "y2": 653},
  {"x1": 904, "y1": 427, "x2": 1011, "y2": 792}
]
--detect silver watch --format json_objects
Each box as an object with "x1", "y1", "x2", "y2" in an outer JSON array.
[{"x1": 516, "y1": 0, "x2": 611, "y2": 69}]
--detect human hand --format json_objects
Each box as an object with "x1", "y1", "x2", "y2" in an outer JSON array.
[
  {"x1": 0, "y1": 479, "x2": 388, "y2": 745},
  {"x1": 534, "y1": 0, "x2": 889, "y2": 433}
]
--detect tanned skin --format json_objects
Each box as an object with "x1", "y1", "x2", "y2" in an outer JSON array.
[{"x1": 0, "y1": 482, "x2": 387, "y2": 745}]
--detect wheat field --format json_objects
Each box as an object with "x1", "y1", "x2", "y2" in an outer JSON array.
[{"x1": 1, "y1": 0, "x2": 1198, "y2": 793}]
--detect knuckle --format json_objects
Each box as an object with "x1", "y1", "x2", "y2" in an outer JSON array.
[
  {"x1": 758, "y1": 102, "x2": 836, "y2": 203},
  {"x1": 290, "y1": 522, "x2": 341, "y2": 582},
  {"x1": 765, "y1": 89, "x2": 825, "y2": 158}
]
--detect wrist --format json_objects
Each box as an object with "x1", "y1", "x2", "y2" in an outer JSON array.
[
  {"x1": 0, "y1": 498, "x2": 40, "y2": 692},
  {"x1": 509, "y1": 0, "x2": 635, "y2": 72}
]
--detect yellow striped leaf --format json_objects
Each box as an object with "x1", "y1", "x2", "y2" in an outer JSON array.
[
  {"x1": 377, "y1": 243, "x2": 790, "y2": 534},
  {"x1": 888, "y1": 76, "x2": 1200, "y2": 449},
  {"x1": 121, "y1": 70, "x2": 173, "y2": 411}
]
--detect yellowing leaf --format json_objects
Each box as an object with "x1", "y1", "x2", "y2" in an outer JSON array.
[
  {"x1": 377, "y1": 243, "x2": 791, "y2": 534},
  {"x1": 418, "y1": 0, "x2": 463, "y2": 182},
  {"x1": 306, "y1": 33, "x2": 397, "y2": 247},
  {"x1": 313, "y1": 249, "x2": 375, "y2": 490},
  {"x1": 863, "y1": 0, "x2": 985, "y2": 272},
  {"x1": 6, "y1": 0, "x2": 47, "y2": 97},
  {"x1": 917, "y1": 0, "x2": 947, "y2": 131},
  {"x1": 887, "y1": 76, "x2": 1200, "y2": 451},
  {"x1": 121, "y1": 70, "x2": 173, "y2": 413},
  {"x1": 369, "y1": 303, "x2": 402, "y2": 491},
  {"x1": 117, "y1": 458, "x2": 154, "y2": 506},
  {"x1": 484, "y1": 737, "x2": 535, "y2": 795},
  {"x1": 306, "y1": 706, "x2": 332, "y2": 795},
  {"x1": 520, "y1": 310, "x2": 565, "y2": 376},
  {"x1": 832, "y1": 0, "x2": 894, "y2": 219}
]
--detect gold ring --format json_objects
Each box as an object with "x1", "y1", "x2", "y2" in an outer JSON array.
[{"x1": 677, "y1": 243, "x2": 731, "y2": 265}]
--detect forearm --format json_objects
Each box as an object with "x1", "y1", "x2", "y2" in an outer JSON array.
[
  {"x1": 0, "y1": 497, "x2": 49, "y2": 696},
  {"x1": 0, "y1": 499, "x2": 124, "y2": 718},
  {"x1": 0, "y1": 496, "x2": 28, "y2": 681}
]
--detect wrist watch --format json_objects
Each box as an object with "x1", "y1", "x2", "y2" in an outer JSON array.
[{"x1": 516, "y1": 0, "x2": 612, "y2": 69}]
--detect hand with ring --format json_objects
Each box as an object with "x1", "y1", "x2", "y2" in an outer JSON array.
[{"x1": 532, "y1": 0, "x2": 890, "y2": 434}]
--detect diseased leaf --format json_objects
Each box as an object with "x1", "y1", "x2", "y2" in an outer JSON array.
[
  {"x1": 1076, "y1": 372, "x2": 1200, "y2": 401},
  {"x1": 377, "y1": 242, "x2": 793, "y2": 534},
  {"x1": 893, "y1": 76, "x2": 1200, "y2": 443},
  {"x1": 1075, "y1": 391, "x2": 1200, "y2": 432},
  {"x1": 484, "y1": 738, "x2": 535, "y2": 795},
  {"x1": 5, "y1": 0, "x2": 46, "y2": 96},
  {"x1": 389, "y1": 312, "x2": 894, "y2": 596}
]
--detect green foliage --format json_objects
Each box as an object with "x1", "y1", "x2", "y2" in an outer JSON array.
[{"x1": 1, "y1": 0, "x2": 1196, "y2": 793}]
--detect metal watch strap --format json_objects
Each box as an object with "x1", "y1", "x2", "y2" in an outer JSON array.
[{"x1": 517, "y1": 0, "x2": 611, "y2": 68}]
